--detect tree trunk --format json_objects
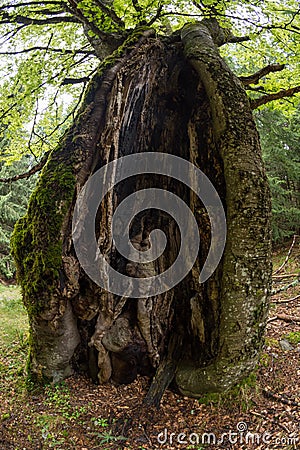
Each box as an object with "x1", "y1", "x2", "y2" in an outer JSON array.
[{"x1": 11, "y1": 22, "x2": 272, "y2": 402}]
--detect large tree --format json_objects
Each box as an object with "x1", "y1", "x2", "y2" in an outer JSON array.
[{"x1": 1, "y1": 0, "x2": 299, "y2": 404}]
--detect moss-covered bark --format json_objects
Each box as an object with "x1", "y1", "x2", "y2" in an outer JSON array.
[{"x1": 11, "y1": 21, "x2": 271, "y2": 402}]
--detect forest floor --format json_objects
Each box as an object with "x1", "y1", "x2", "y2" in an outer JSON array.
[{"x1": 0, "y1": 240, "x2": 299, "y2": 450}]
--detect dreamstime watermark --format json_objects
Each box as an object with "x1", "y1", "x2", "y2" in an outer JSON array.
[
  {"x1": 157, "y1": 422, "x2": 299, "y2": 447},
  {"x1": 72, "y1": 153, "x2": 226, "y2": 298}
]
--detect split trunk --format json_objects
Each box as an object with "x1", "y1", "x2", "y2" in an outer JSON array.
[{"x1": 11, "y1": 22, "x2": 272, "y2": 404}]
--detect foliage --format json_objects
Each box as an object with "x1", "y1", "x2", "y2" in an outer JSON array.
[
  {"x1": 285, "y1": 331, "x2": 300, "y2": 344},
  {"x1": 0, "y1": 159, "x2": 36, "y2": 279},
  {"x1": 0, "y1": 0, "x2": 299, "y2": 164},
  {"x1": 256, "y1": 106, "x2": 300, "y2": 241}
]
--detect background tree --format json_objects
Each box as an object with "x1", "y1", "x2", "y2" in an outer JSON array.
[
  {"x1": 256, "y1": 107, "x2": 300, "y2": 241},
  {"x1": 0, "y1": 0, "x2": 299, "y2": 404},
  {"x1": 0, "y1": 158, "x2": 36, "y2": 281}
]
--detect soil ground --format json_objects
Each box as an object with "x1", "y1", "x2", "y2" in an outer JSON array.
[{"x1": 0, "y1": 240, "x2": 299, "y2": 449}]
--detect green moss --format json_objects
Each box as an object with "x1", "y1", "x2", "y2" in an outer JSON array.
[
  {"x1": 198, "y1": 372, "x2": 257, "y2": 410},
  {"x1": 285, "y1": 331, "x2": 300, "y2": 345},
  {"x1": 264, "y1": 337, "x2": 279, "y2": 348},
  {"x1": 10, "y1": 159, "x2": 75, "y2": 319}
]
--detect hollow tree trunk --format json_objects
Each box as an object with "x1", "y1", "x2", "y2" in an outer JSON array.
[{"x1": 11, "y1": 21, "x2": 272, "y2": 402}]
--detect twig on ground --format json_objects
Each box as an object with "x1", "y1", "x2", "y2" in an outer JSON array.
[
  {"x1": 262, "y1": 389, "x2": 300, "y2": 407},
  {"x1": 250, "y1": 411, "x2": 291, "y2": 434},
  {"x1": 272, "y1": 273, "x2": 299, "y2": 280},
  {"x1": 273, "y1": 235, "x2": 298, "y2": 275},
  {"x1": 271, "y1": 294, "x2": 300, "y2": 304},
  {"x1": 272, "y1": 279, "x2": 299, "y2": 295},
  {"x1": 267, "y1": 314, "x2": 300, "y2": 324}
]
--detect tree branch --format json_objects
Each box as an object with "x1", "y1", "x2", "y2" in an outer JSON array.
[
  {"x1": 0, "y1": 153, "x2": 50, "y2": 183},
  {"x1": 0, "y1": 46, "x2": 94, "y2": 55},
  {"x1": 251, "y1": 85, "x2": 300, "y2": 109},
  {"x1": 93, "y1": 0, "x2": 124, "y2": 28},
  {"x1": 0, "y1": 12, "x2": 80, "y2": 25},
  {"x1": 0, "y1": 2, "x2": 66, "y2": 10},
  {"x1": 227, "y1": 35, "x2": 250, "y2": 43},
  {"x1": 272, "y1": 294, "x2": 300, "y2": 304},
  {"x1": 240, "y1": 64, "x2": 285, "y2": 86},
  {"x1": 267, "y1": 313, "x2": 300, "y2": 324},
  {"x1": 62, "y1": 76, "x2": 90, "y2": 84}
]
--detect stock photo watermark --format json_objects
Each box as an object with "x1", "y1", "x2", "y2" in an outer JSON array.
[
  {"x1": 72, "y1": 152, "x2": 226, "y2": 297},
  {"x1": 157, "y1": 422, "x2": 299, "y2": 447}
]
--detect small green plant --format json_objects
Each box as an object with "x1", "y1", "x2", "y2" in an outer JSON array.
[
  {"x1": 92, "y1": 417, "x2": 109, "y2": 427},
  {"x1": 96, "y1": 431, "x2": 127, "y2": 445},
  {"x1": 259, "y1": 352, "x2": 271, "y2": 367},
  {"x1": 44, "y1": 383, "x2": 88, "y2": 420},
  {"x1": 285, "y1": 331, "x2": 300, "y2": 344}
]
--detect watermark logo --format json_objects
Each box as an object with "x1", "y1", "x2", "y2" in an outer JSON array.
[
  {"x1": 72, "y1": 153, "x2": 226, "y2": 298},
  {"x1": 157, "y1": 422, "x2": 299, "y2": 446}
]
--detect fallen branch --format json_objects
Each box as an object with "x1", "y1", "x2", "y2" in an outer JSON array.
[
  {"x1": 273, "y1": 235, "x2": 298, "y2": 275},
  {"x1": 249, "y1": 411, "x2": 291, "y2": 434},
  {"x1": 267, "y1": 314, "x2": 300, "y2": 324},
  {"x1": 272, "y1": 279, "x2": 299, "y2": 295},
  {"x1": 262, "y1": 389, "x2": 300, "y2": 407},
  {"x1": 272, "y1": 273, "x2": 299, "y2": 280},
  {"x1": 271, "y1": 294, "x2": 300, "y2": 305}
]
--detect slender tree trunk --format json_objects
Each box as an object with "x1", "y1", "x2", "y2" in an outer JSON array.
[{"x1": 11, "y1": 22, "x2": 272, "y2": 402}]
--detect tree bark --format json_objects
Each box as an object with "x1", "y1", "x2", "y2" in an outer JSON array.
[{"x1": 11, "y1": 21, "x2": 272, "y2": 402}]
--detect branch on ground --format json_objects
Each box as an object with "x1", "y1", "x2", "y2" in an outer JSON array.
[
  {"x1": 273, "y1": 235, "x2": 298, "y2": 275},
  {"x1": 272, "y1": 273, "x2": 299, "y2": 280},
  {"x1": 262, "y1": 389, "x2": 300, "y2": 407},
  {"x1": 272, "y1": 294, "x2": 300, "y2": 304},
  {"x1": 272, "y1": 279, "x2": 299, "y2": 295},
  {"x1": 267, "y1": 314, "x2": 300, "y2": 324}
]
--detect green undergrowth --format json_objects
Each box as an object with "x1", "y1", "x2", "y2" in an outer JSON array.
[{"x1": 0, "y1": 285, "x2": 28, "y2": 390}]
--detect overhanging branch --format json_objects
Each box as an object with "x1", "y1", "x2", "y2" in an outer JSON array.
[
  {"x1": 0, "y1": 153, "x2": 50, "y2": 183},
  {"x1": 240, "y1": 64, "x2": 285, "y2": 86},
  {"x1": 0, "y1": 12, "x2": 80, "y2": 25},
  {"x1": 0, "y1": 2, "x2": 65, "y2": 10},
  {"x1": 0, "y1": 46, "x2": 94, "y2": 55},
  {"x1": 251, "y1": 85, "x2": 300, "y2": 109},
  {"x1": 62, "y1": 76, "x2": 90, "y2": 84}
]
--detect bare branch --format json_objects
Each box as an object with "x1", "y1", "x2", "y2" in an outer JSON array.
[
  {"x1": 272, "y1": 279, "x2": 299, "y2": 295},
  {"x1": 262, "y1": 389, "x2": 300, "y2": 407},
  {"x1": 0, "y1": 2, "x2": 66, "y2": 10},
  {"x1": 147, "y1": 4, "x2": 164, "y2": 26},
  {"x1": 272, "y1": 294, "x2": 300, "y2": 304},
  {"x1": 0, "y1": 11, "x2": 81, "y2": 25},
  {"x1": 62, "y1": 76, "x2": 90, "y2": 84},
  {"x1": 273, "y1": 235, "x2": 298, "y2": 275},
  {"x1": 251, "y1": 85, "x2": 300, "y2": 109},
  {"x1": 0, "y1": 46, "x2": 94, "y2": 55},
  {"x1": 94, "y1": 0, "x2": 125, "y2": 28},
  {"x1": 240, "y1": 64, "x2": 286, "y2": 86},
  {"x1": 0, "y1": 153, "x2": 50, "y2": 183},
  {"x1": 267, "y1": 314, "x2": 300, "y2": 324},
  {"x1": 227, "y1": 35, "x2": 250, "y2": 43}
]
